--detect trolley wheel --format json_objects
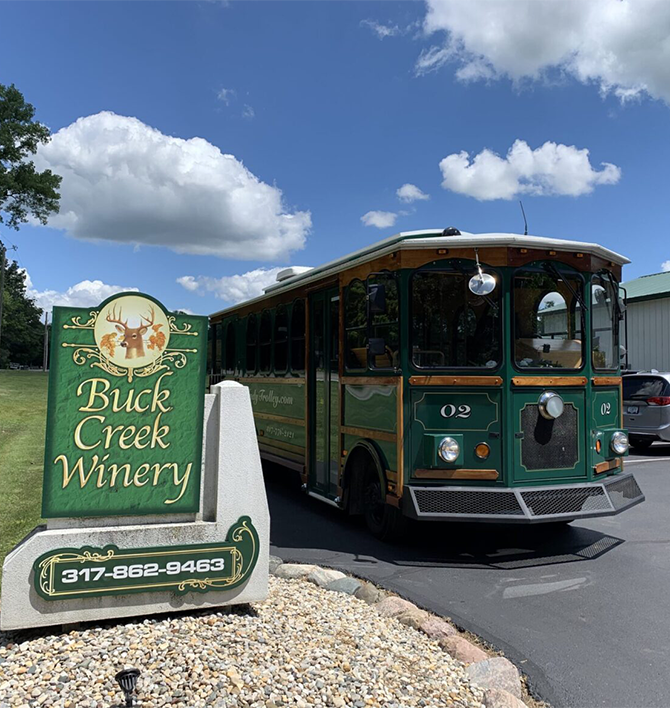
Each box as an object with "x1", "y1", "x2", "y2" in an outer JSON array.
[
  {"x1": 630, "y1": 436, "x2": 654, "y2": 451},
  {"x1": 362, "y1": 466, "x2": 405, "y2": 541}
]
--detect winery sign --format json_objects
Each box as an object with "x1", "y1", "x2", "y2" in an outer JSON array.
[
  {"x1": 43, "y1": 292, "x2": 205, "y2": 517},
  {"x1": 1, "y1": 292, "x2": 270, "y2": 631}
]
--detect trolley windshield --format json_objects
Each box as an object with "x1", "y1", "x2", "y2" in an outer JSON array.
[
  {"x1": 411, "y1": 268, "x2": 502, "y2": 369},
  {"x1": 514, "y1": 265, "x2": 584, "y2": 369}
]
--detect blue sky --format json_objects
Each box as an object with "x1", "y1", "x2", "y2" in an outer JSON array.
[{"x1": 1, "y1": 0, "x2": 669, "y2": 315}]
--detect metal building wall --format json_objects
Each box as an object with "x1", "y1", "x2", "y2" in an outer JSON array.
[{"x1": 625, "y1": 297, "x2": 670, "y2": 371}]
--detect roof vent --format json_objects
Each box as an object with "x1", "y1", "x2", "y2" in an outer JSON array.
[
  {"x1": 275, "y1": 266, "x2": 313, "y2": 283},
  {"x1": 442, "y1": 227, "x2": 461, "y2": 236}
]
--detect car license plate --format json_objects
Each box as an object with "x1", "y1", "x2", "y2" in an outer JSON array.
[{"x1": 627, "y1": 406, "x2": 639, "y2": 415}]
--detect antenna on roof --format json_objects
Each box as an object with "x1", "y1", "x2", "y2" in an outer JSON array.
[{"x1": 519, "y1": 201, "x2": 528, "y2": 236}]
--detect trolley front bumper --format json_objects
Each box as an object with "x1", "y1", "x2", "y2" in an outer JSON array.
[{"x1": 405, "y1": 472, "x2": 644, "y2": 523}]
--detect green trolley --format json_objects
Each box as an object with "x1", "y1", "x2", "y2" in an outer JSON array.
[{"x1": 209, "y1": 229, "x2": 644, "y2": 538}]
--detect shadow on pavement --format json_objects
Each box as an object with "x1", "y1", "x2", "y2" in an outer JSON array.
[
  {"x1": 264, "y1": 464, "x2": 624, "y2": 572},
  {"x1": 629, "y1": 442, "x2": 670, "y2": 458}
]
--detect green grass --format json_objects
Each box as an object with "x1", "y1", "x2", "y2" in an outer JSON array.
[{"x1": 0, "y1": 370, "x2": 48, "y2": 584}]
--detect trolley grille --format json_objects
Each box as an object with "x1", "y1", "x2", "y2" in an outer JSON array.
[
  {"x1": 413, "y1": 489, "x2": 524, "y2": 516},
  {"x1": 605, "y1": 474, "x2": 643, "y2": 510},
  {"x1": 521, "y1": 404, "x2": 578, "y2": 471},
  {"x1": 521, "y1": 486, "x2": 611, "y2": 516}
]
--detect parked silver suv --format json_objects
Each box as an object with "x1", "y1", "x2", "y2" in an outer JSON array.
[{"x1": 623, "y1": 372, "x2": 670, "y2": 450}]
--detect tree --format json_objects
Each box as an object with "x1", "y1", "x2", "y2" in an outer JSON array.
[
  {"x1": 0, "y1": 83, "x2": 61, "y2": 363},
  {"x1": 0, "y1": 259, "x2": 43, "y2": 367}
]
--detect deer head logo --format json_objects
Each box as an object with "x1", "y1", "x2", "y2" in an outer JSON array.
[{"x1": 105, "y1": 305, "x2": 156, "y2": 360}]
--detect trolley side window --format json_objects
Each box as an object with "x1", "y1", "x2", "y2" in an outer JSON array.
[
  {"x1": 290, "y1": 299, "x2": 306, "y2": 375},
  {"x1": 245, "y1": 314, "x2": 258, "y2": 375},
  {"x1": 592, "y1": 272, "x2": 621, "y2": 371},
  {"x1": 259, "y1": 310, "x2": 272, "y2": 374},
  {"x1": 345, "y1": 279, "x2": 368, "y2": 371},
  {"x1": 274, "y1": 305, "x2": 289, "y2": 374},
  {"x1": 411, "y1": 269, "x2": 501, "y2": 369},
  {"x1": 514, "y1": 266, "x2": 584, "y2": 370},
  {"x1": 368, "y1": 273, "x2": 399, "y2": 370},
  {"x1": 224, "y1": 320, "x2": 236, "y2": 375}
]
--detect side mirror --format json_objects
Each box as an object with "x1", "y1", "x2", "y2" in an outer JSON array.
[
  {"x1": 468, "y1": 272, "x2": 496, "y2": 296},
  {"x1": 368, "y1": 338, "x2": 386, "y2": 356},
  {"x1": 368, "y1": 284, "x2": 387, "y2": 315}
]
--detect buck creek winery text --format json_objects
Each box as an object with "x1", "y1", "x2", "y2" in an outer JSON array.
[{"x1": 55, "y1": 371, "x2": 193, "y2": 505}]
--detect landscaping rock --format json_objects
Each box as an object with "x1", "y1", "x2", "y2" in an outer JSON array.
[
  {"x1": 273, "y1": 563, "x2": 320, "y2": 579},
  {"x1": 395, "y1": 607, "x2": 431, "y2": 631},
  {"x1": 375, "y1": 595, "x2": 418, "y2": 618},
  {"x1": 440, "y1": 636, "x2": 489, "y2": 665},
  {"x1": 0, "y1": 576, "x2": 485, "y2": 708},
  {"x1": 466, "y1": 657, "x2": 522, "y2": 698},
  {"x1": 419, "y1": 615, "x2": 458, "y2": 641},
  {"x1": 353, "y1": 581, "x2": 386, "y2": 605},
  {"x1": 306, "y1": 567, "x2": 346, "y2": 587},
  {"x1": 268, "y1": 555, "x2": 283, "y2": 574},
  {"x1": 482, "y1": 688, "x2": 529, "y2": 708},
  {"x1": 326, "y1": 577, "x2": 363, "y2": 595}
]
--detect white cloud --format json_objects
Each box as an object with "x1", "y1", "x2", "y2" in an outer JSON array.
[
  {"x1": 217, "y1": 88, "x2": 236, "y2": 105},
  {"x1": 361, "y1": 211, "x2": 398, "y2": 228},
  {"x1": 396, "y1": 183, "x2": 430, "y2": 203},
  {"x1": 419, "y1": 0, "x2": 670, "y2": 105},
  {"x1": 662, "y1": 261, "x2": 670, "y2": 272},
  {"x1": 439, "y1": 140, "x2": 621, "y2": 201},
  {"x1": 177, "y1": 267, "x2": 313, "y2": 304},
  {"x1": 361, "y1": 19, "x2": 401, "y2": 39},
  {"x1": 242, "y1": 104, "x2": 255, "y2": 120},
  {"x1": 33, "y1": 112, "x2": 311, "y2": 260},
  {"x1": 22, "y1": 269, "x2": 138, "y2": 314}
]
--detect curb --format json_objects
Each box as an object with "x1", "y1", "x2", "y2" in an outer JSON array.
[{"x1": 270, "y1": 557, "x2": 543, "y2": 708}]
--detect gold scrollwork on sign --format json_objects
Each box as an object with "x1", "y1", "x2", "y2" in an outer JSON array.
[
  {"x1": 37, "y1": 549, "x2": 116, "y2": 597},
  {"x1": 168, "y1": 316, "x2": 199, "y2": 336},
  {"x1": 61, "y1": 300, "x2": 200, "y2": 382},
  {"x1": 62, "y1": 311, "x2": 99, "y2": 330}
]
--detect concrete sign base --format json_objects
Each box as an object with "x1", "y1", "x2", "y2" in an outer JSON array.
[{"x1": 0, "y1": 381, "x2": 269, "y2": 631}]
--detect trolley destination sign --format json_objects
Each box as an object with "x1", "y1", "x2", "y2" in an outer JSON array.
[{"x1": 42, "y1": 292, "x2": 208, "y2": 518}]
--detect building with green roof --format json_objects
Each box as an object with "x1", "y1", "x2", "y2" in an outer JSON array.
[{"x1": 621, "y1": 271, "x2": 670, "y2": 371}]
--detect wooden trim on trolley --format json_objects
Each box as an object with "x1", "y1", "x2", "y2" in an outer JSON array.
[
  {"x1": 413, "y1": 468, "x2": 499, "y2": 480},
  {"x1": 253, "y1": 411, "x2": 305, "y2": 426},
  {"x1": 238, "y1": 376, "x2": 306, "y2": 384},
  {"x1": 409, "y1": 375, "x2": 503, "y2": 386},
  {"x1": 511, "y1": 376, "x2": 588, "y2": 387},
  {"x1": 594, "y1": 458, "x2": 621, "y2": 475},
  {"x1": 341, "y1": 425, "x2": 396, "y2": 443},
  {"x1": 592, "y1": 376, "x2": 622, "y2": 386},
  {"x1": 341, "y1": 376, "x2": 399, "y2": 386}
]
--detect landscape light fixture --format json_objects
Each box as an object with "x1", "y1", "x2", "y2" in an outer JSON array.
[{"x1": 115, "y1": 668, "x2": 141, "y2": 707}]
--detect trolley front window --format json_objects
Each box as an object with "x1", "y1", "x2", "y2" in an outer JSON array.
[
  {"x1": 514, "y1": 265, "x2": 584, "y2": 369},
  {"x1": 411, "y1": 268, "x2": 501, "y2": 369},
  {"x1": 592, "y1": 272, "x2": 620, "y2": 371}
]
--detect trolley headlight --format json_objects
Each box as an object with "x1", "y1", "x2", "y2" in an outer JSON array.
[
  {"x1": 538, "y1": 391, "x2": 564, "y2": 420},
  {"x1": 438, "y1": 436, "x2": 460, "y2": 463},
  {"x1": 611, "y1": 431, "x2": 629, "y2": 455}
]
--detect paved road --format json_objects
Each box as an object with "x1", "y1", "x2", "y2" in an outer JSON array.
[{"x1": 267, "y1": 448, "x2": 670, "y2": 708}]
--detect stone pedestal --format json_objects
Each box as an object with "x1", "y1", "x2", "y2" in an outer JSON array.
[{"x1": 0, "y1": 381, "x2": 269, "y2": 631}]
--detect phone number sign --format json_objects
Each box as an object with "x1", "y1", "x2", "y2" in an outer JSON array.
[{"x1": 33, "y1": 518, "x2": 259, "y2": 601}]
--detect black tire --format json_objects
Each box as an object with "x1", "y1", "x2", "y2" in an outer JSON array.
[
  {"x1": 630, "y1": 437, "x2": 653, "y2": 451},
  {"x1": 362, "y1": 464, "x2": 405, "y2": 541}
]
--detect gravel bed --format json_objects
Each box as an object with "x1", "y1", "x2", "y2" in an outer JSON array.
[{"x1": 0, "y1": 576, "x2": 484, "y2": 708}]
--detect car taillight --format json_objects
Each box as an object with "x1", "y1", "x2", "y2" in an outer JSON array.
[{"x1": 647, "y1": 396, "x2": 670, "y2": 406}]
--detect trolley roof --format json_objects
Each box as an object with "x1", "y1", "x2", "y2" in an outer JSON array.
[{"x1": 210, "y1": 230, "x2": 629, "y2": 318}]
